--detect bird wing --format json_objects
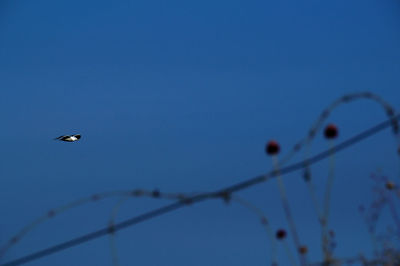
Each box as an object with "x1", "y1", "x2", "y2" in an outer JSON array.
[{"x1": 54, "y1": 135, "x2": 68, "y2": 140}]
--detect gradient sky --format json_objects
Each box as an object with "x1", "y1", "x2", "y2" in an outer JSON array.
[{"x1": 1, "y1": 0, "x2": 400, "y2": 265}]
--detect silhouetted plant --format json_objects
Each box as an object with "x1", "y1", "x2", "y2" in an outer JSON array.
[{"x1": 1, "y1": 92, "x2": 400, "y2": 266}]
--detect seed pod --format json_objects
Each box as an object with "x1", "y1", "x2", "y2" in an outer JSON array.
[
  {"x1": 324, "y1": 124, "x2": 338, "y2": 139},
  {"x1": 276, "y1": 229, "x2": 287, "y2": 240},
  {"x1": 299, "y1": 245, "x2": 308, "y2": 254},
  {"x1": 386, "y1": 181, "x2": 395, "y2": 190},
  {"x1": 266, "y1": 140, "x2": 280, "y2": 155}
]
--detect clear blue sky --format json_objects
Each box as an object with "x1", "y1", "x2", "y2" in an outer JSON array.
[{"x1": 1, "y1": 0, "x2": 400, "y2": 265}]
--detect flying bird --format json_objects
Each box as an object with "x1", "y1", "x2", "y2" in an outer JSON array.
[{"x1": 54, "y1": 134, "x2": 81, "y2": 142}]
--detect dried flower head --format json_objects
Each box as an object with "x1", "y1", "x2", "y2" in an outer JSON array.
[
  {"x1": 266, "y1": 140, "x2": 280, "y2": 155},
  {"x1": 386, "y1": 181, "x2": 395, "y2": 190},
  {"x1": 299, "y1": 245, "x2": 308, "y2": 254},
  {"x1": 324, "y1": 124, "x2": 338, "y2": 139},
  {"x1": 276, "y1": 229, "x2": 287, "y2": 240}
]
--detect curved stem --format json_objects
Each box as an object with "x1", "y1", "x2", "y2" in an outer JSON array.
[
  {"x1": 232, "y1": 195, "x2": 278, "y2": 266},
  {"x1": 280, "y1": 92, "x2": 400, "y2": 168},
  {"x1": 272, "y1": 156, "x2": 307, "y2": 266},
  {"x1": 0, "y1": 189, "x2": 187, "y2": 258}
]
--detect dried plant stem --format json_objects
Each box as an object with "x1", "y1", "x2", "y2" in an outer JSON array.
[
  {"x1": 272, "y1": 156, "x2": 307, "y2": 266},
  {"x1": 303, "y1": 147, "x2": 323, "y2": 221},
  {"x1": 282, "y1": 239, "x2": 298, "y2": 266},
  {"x1": 386, "y1": 194, "x2": 400, "y2": 237},
  {"x1": 0, "y1": 189, "x2": 185, "y2": 258},
  {"x1": 109, "y1": 197, "x2": 130, "y2": 266},
  {"x1": 232, "y1": 196, "x2": 278, "y2": 266},
  {"x1": 280, "y1": 92, "x2": 399, "y2": 167},
  {"x1": 321, "y1": 140, "x2": 336, "y2": 260}
]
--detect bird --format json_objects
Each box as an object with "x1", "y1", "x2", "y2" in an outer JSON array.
[{"x1": 54, "y1": 134, "x2": 82, "y2": 142}]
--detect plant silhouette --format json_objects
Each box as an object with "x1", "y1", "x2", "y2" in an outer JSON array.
[{"x1": 1, "y1": 92, "x2": 399, "y2": 266}]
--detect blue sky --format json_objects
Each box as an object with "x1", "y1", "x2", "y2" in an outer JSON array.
[{"x1": 1, "y1": 0, "x2": 400, "y2": 265}]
